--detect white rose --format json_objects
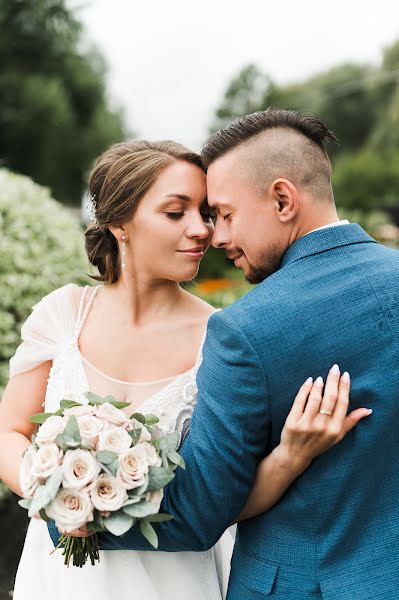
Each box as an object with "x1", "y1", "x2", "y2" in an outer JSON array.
[
  {"x1": 31, "y1": 443, "x2": 63, "y2": 480},
  {"x1": 94, "y1": 403, "x2": 130, "y2": 427},
  {"x1": 36, "y1": 416, "x2": 66, "y2": 446},
  {"x1": 146, "y1": 489, "x2": 164, "y2": 513},
  {"x1": 90, "y1": 473, "x2": 127, "y2": 512},
  {"x1": 97, "y1": 427, "x2": 132, "y2": 454},
  {"x1": 62, "y1": 449, "x2": 101, "y2": 492},
  {"x1": 64, "y1": 405, "x2": 94, "y2": 418},
  {"x1": 130, "y1": 419, "x2": 152, "y2": 443},
  {"x1": 20, "y1": 446, "x2": 39, "y2": 498},
  {"x1": 140, "y1": 442, "x2": 162, "y2": 467},
  {"x1": 117, "y1": 445, "x2": 149, "y2": 490},
  {"x1": 47, "y1": 488, "x2": 94, "y2": 533},
  {"x1": 77, "y1": 415, "x2": 103, "y2": 447}
]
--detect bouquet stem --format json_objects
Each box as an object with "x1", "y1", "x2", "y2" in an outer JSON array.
[{"x1": 51, "y1": 534, "x2": 100, "y2": 567}]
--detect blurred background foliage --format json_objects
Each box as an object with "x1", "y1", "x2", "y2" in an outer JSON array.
[{"x1": 0, "y1": 0, "x2": 127, "y2": 205}]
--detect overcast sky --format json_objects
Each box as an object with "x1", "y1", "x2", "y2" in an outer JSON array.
[{"x1": 77, "y1": 0, "x2": 399, "y2": 150}]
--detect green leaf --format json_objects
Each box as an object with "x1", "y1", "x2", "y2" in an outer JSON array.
[
  {"x1": 59, "y1": 399, "x2": 81, "y2": 410},
  {"x1": 129, "y1": 428, "x2": 142, "y2": 446},
  {"x1": 96, "y1": 450, "x2": 118, "y2": 465},
  {"x1": 85, "y1": 391, "x2": 107, "y2": 405},
  {"x1": 28, "y1": 485, "x2": 51, "y2": 517},
  {"x1": 123, "y1": 497, "x2": 142, "y2": 506},
  {"x1": 159, "y1": 432, "x2": 179, "y2": 454},
  {"x1": 29, "y1": 412, "x2": 54, "y2": 424},
  {"x1": 168, "y1": 451, "x2": 186, "y2": 470},
  {"x1": 62, "y1": 415, "x2": 81, "y2": 443},
  {"x1": 129, "y1": 475, "x2": 149, "y2": 496},
  {"x1": 144, "y1": 414, "x2": 159, "y2": 426},
  {"x1": 130, "y1": 413, "x2": 146, "y2": 425},
  {"x1": 140, "y1": 519, "x2": 158, "y2": 548},
  {"x1": 147, "y1": 513, "x2": 174, "y2": 523},
  {"x1": 45, "y1": 467, "x2": 63, "y2": 500},
  {"x1": 18, "y1": 498, "x2": 32, "y2": 510},
  {"x1": 104, "y1": 511, "x2": 134, "y2": 536},
  {"x1": 122, "y1": 500, "x2": 155, "y2": 518},
  {"x1": 147, "y1": 467, "x2": 175, "y2": 492}
]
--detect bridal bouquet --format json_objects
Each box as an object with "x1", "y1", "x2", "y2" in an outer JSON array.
[{"x1": 18, "y1": 393, "x2": 185, "y2": 567}]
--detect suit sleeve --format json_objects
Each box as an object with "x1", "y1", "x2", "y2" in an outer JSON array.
[{"x1": 92, "y1": 310, "x2": 269, "y2": 550}]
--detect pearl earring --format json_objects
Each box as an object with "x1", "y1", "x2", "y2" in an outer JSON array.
[{"x1": 121, "y1": 235, "x2": 126, "y2": 268}]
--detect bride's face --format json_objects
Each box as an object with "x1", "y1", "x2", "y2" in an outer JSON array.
[{"x1": 124, "y1": 160, "x2": 214, "y2": 282}]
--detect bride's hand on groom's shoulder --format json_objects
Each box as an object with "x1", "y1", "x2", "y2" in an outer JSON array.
[{"x1": 278, "y1": 365, "x2": 373, "y2": 472}]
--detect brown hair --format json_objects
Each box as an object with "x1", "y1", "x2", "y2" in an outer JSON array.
[
  {"x1": 201, "y1": 107, "x2": 338, "y2": 169},
  {"x1": 85, "y1": 140, "x2": 203, "y2": 284}
]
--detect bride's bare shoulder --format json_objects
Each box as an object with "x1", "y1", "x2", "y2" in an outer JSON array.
[{"x1": 182, "y1": 289, "x2": 218, "y2": 319}]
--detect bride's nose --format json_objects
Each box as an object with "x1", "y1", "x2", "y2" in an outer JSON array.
[{"x1": 185, "y1": 216, "x2": 211, "y2": 240}]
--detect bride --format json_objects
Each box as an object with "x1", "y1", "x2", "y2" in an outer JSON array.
[{"x1": 0, "y1": 140, "x2": 369, "y2": 599}]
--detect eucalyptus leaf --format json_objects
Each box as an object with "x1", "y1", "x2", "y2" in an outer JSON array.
[
  {"x1": 147, "y1": 513, "x2": 174, "y2": 523},
  {"x1": 140, "y1": 519, "x2": 158, "y2": 549},
  {"x1": 104, "y1": 511, "x2": 134, "y2": 536},
  {"x1": 85, "y1": 391, "x2": 107, "y2": 405},
  {"x1": 45, "y1": 467, "x2": 63, "y2": 500},
  {"x1": 29, "y1": 412, "x2": 54, "y2": 425},
  {"x1": 129, "y1": 474, "x2": 149, "y2": 496},
  {"x1": 147, "y1": 466, "x2": 175, "y2": 492},
  {"x1": 129, "y1": 428, "x2": 142, "y2": 446},
  {"x1": 159, "y1": 432, "x2": 179, "y2": 454},
  {"x1": 28, "y1": 486, "x2": 51, "y2": 517},
  {"x1": 62, "y1": 415, "x2": 81, "y2": 443},
  {"x1": 168, "y1": 451, "x2": 186, "y2": 470},
  {"x1": 96, "y1": 450, "x2": 118, "y2": 465},
  {"x1": 60, "y1": 399, "x2": 81, "y2": 410},
  {"x1": 123, "y1": 497, "x2": 142, "y2": 506},
  {"x1": 122, "y1": 500, "x2": 155, "y2": 518},
  {"x1": 130, "y1": 413, "x2": 146, "y2": 425},
  {"x1": 144, "y1": 414, "x2": 159, "y2": 426}
]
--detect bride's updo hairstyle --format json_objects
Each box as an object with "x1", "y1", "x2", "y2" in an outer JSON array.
[{"x1": 85, "y1": 140, "x2": 203, "y2": 284}]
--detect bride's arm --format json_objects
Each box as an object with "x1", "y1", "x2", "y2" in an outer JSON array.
[
  {"x1": 0, "y1": 362, "x2": 49, "y2": 496},
  {"x1": 237, "y1": 367, "x2": 372, "y2": 521}
]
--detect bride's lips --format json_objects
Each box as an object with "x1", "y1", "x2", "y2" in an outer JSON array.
[{"x1": 177, "y1": 247, "x2": 205, "y2": 259}]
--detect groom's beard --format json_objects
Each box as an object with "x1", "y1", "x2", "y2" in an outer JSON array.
[{"x1": 244, "y1": 244, "x2": 283, "y2": 284}]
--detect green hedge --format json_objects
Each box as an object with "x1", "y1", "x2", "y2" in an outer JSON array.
[{"x1": 0, "y1": 169, "x2": 89, "y2": 395}]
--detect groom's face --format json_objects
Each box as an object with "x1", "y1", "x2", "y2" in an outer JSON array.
[{"x1": 207, "y1": 152, "x2": 289, "y2": 283}]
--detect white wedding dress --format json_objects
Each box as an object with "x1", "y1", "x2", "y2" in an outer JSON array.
[{"x1": 10, "y1": 284, "x2": 233, "y2": 600}]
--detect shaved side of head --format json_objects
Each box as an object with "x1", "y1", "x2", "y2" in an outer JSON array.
[{"x1": 235, "y1": 127, "x2": 334, "y2": 202}]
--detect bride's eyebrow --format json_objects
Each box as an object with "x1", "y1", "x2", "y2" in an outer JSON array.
[{"x1": 163, "y1": 194, "x2": 190, "y2": 201}]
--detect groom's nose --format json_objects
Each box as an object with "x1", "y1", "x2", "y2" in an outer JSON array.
[{"x1": 212, "y1": 221, "x2": 231, "y2": 248}]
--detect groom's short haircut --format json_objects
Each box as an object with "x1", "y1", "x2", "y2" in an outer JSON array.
[{"x1": 201, "y1": 108, "x2": 338, "y2": 201}]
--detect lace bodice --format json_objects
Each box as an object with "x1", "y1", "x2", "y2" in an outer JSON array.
[{"x1": 10, "y1": 284, "x2": 209, "y2": 446}]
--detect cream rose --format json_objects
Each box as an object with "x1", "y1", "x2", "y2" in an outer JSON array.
[
  {"x1": 90, "y1": 473, "x2": 127, "y2": 512},
  {"x1": 62, "y1": 449, "x2": 101, "y2": 492},
  {"x1": 117, "y1": 445, "x2": 149, "y2": 490},
  {"x1": 97, "y1": 427, "x2": 132, "y2": 454},
  {"x1": 146, "y1": 489, "x2": 164, "y2": 512},
  {"x1": 64, "y1": 405, "x2": 94, "y2": 418},
  {"x1": 31, "y1": 443, "x2": 63, "y2": 480},
  {"x1": 140, "y1": 442, "x2": 162, "y2": 467},
  {"x1": 47, "y1": 488, "x2": 94, "y2": 533},
  {"x1": 20, "y1": 446, "x2": 39, "y2": 498},
  {"x1": 36, "y1": 416, "x2": 66, "y2": 446},
  {"x1": 77, "y1": 415, "x2": 103, "y2": 447},
  {"x1": 94, "y1": 403, "x2": 130, "y2": 427}
]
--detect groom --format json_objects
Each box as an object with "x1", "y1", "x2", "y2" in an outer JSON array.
[{"x1": 57, "y1": 109, "x2": 399, "y2": 598}]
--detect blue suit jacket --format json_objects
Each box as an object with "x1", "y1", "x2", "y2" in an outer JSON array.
[{"x1": 49, "y1": 224, "x2": 399, "y2": 599}]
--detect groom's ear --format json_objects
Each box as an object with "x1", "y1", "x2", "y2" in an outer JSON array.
[{"x1": 270, "y1": 178, "x2": 298, "y2": 223}]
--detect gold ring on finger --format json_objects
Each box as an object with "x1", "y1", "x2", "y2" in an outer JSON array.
[{"x1": 319, "y1": 409, "x2": 333, "y2": 416}]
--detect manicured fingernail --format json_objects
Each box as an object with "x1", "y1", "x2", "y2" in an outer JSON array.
[
  {"x1": 331, "y1": 364, "x2": 340, "y2": 374},
  {"x1": 315, "y1": 376, "x2": 324, "y2": 387},
  {"x1": 305, "y1": 377, "x2": 313, "y2": 385},
  {"x1": 342, "y1": 371, "x2": 350, "y2": 383},
  {"x1": 366, "y1": 409, "x2": 373, "y2": 415}
]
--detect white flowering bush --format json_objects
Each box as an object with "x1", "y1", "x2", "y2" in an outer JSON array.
[{"x1": 0, "y1": 169, "x2": 90, "y2": 395}]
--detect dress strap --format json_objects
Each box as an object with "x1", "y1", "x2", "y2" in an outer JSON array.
[{"x1": 74, "y1": 286, "x2": 100, "y2": 341}]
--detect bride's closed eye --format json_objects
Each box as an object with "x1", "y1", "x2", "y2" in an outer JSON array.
[{"x1": 166, "y1": 212, "x2": 184, "y2": 220}]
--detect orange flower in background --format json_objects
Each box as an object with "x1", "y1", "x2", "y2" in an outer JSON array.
[{"x1": 197, "y1": 278, "x2": 232, "y2": 294}]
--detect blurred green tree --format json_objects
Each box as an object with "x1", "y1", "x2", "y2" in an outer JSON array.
[{"x1": 0, "y1": 0, "x2": 127, "y2": 205}]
